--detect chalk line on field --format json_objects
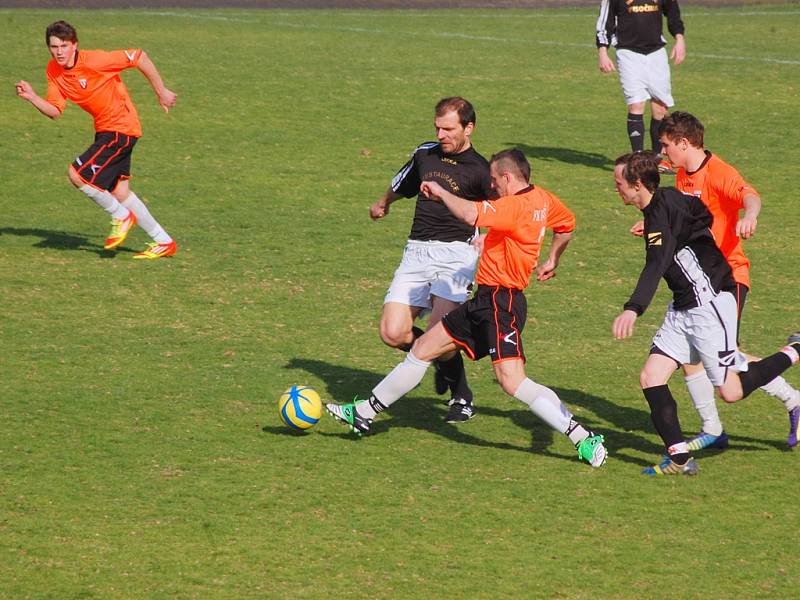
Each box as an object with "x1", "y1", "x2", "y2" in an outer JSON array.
[{"x1": 138, "y1": 10, "x2": 800, "y2": 66}]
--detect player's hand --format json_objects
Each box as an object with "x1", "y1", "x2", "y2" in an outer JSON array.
[
  {"x1": 15, "y1": 80, "x2": 35, "y2": 100},
  {"x1": 630, "y1": 219, "x2": 645, "y2": 237},
  {"x1": 536, "y1": 259, "x2": 558, "y2": 281},
  {"x1": 158, "y1": 88, "x2": 177, "y2": 112},
  {"x1": 471, "y1": 232, "x2": 486, "y2": 255},
  {"x1": 369, "y1": 200, "x2": 389, "y2": 220},
  {"x1": 420, "y1": 180, "x2": 445, "y2": 201},
  {"x1": 612, "y1": 310, "x2": 638, "y2": 339},
  {"x1": 736, "y1": 215, "x2": 757, "y2": 239},
  {"x1": 598, "y1": 49, "x2": 616, "y2": 73},
  {"x1": 671, "y1": 36, "x2": 686, "y2": 66}
]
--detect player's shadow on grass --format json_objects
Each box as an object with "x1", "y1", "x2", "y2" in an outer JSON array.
[
  {"x1": 0, "y1": 227, "x2": 132, "y2": 258},
  {"x1": 560, "y1": 385, "x2": 786, "y2": 459},
  {"x1": 508, "y1": 144, "x2": 614, "y2": 172},
  {"x1": 280, "y1": 358, "x2": 666, "y2": 467}
]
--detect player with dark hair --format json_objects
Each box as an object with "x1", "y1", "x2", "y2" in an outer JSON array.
[
  {"x1": 328, "y1": 149, "x2": 608, "y2": 468},
  {"x1": 368, "y1": 97, "x2": 492, "y2": 423},
  {"x1": 656, "y1": 111, "x2": 800, "y2": 449},
  {"x1": 612, "y1": 151, "x2": 800, "y2": 475},
  {"x1": 15, "y1": 20, "x2": 177, "y2": 259},
  {"x1": 596, "y1": 0, "x2": 685, "y2": 172}
]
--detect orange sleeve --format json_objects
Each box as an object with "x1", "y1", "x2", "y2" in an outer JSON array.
[
  {"x1": 44, "y1": 64, "x2": 67, "y2": 113},
  {"x1": 714, "y1": 162, "x2": 756, "y2": 210},
  {"x1": 545, "y1": 192, "x2": 576, "y2": 233},
  {"x1": 85, "y1": 49, "x2": 142, "y2": 73},
  {"x1": 475, "y1": 196, "x2": 519, "y2": 232}
]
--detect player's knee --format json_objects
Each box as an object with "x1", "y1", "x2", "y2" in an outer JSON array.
[
  {"x1": 718, "y1": 387, "x2": 742, "y2": 404},
  {"x1": 639, "y1": 369, "x2": 665, "y2": 389},
  {"x1": 67, "y1": 167, "x2": 82, "y2": 188},
  {"x1": 379, "y1": 322, "x2": 410, "y2": 349}
]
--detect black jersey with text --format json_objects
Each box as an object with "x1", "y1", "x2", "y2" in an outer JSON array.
[
  {"x1": 624, "y1": 187, "x2": 735, "y2": 316},
  {"x1": 391, "y1": 142, "x2": 492, "y2": 243},
  {"x1": 596, "y1": 0, "x2": 684, "y2": 54}
]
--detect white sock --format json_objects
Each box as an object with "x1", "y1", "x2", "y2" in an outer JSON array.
[
  {"x1": 79, "y1": 184, "x2": 129, "y2": 219},
  {"x1": 121, "y1": 191, "x2": 172, "y2": 244},
  {"x1": 760, "y1": 376, "x2": 800, "y2": 411},
  {"x1": 513, "y1": 378, "x2": 574, "y2": 435},
  {"x1": 685, "y1": 371, "x2": 723, "y2": 436},
  {"x1": 360, "y1": 351, "x2": 431, "y2": 419}
]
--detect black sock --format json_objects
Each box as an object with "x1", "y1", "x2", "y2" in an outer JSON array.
[
  {"x1": 436, "y1": 352, "x2": 472, "y2": 402},
  {"x1": 397, "y1": 326, "x2": 425, "y2": 352},
  {"x1": 739, "y1": 352, "x2": 794, "y2": 398},
  {"x1": 643, "y1": 385, "x2": 689, "y2": 464},
  {"x1": 627, "y1": 113, "x2": 645, "y2": 153},
  {"x1": 650, "y1": 117, "x2": 663, "y2": 154}
]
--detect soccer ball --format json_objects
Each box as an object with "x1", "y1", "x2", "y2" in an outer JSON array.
[{"x1": 278, "y1": 385, "x2": 322, "y2": 430}]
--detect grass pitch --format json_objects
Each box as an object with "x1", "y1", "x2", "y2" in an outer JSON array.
[{"x1": 1, "y1": 5, "x2": 799, "y2": 599}]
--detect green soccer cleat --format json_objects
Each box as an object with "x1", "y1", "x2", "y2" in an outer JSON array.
[
  {"x1": 575, "y1": 433, "x2": 607, "y2": 468},
  {"x1": 642, "y1": 456, "x2": 699, "y2": 476},
  {"x1": 325, "y1": 398, "x2": 372, "y2": 437}
]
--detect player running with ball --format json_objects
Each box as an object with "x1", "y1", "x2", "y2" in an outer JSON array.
[{"x1": 327, "y1": 149, "x2": 608, "y2": 469}]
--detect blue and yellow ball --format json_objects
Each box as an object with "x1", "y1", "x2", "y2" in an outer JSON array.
[{"x1": 278, "y1": 386, "x2": 322, "y2": 430}]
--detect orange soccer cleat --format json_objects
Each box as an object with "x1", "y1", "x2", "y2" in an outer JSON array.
[
  {"x1": 133, "y1": 240, "x2": 177, "y2": 260},
  {"x1": 104, "y1": 211, "x2": 137, "y2": 250}
]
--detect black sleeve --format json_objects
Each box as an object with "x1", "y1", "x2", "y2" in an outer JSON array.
[
  {"x1": 480, "y1": 170, "x2": 493, "y2": 199},
  {"x1": 596, "y1": 0, "x2": 616, "y2": 48},
  {"x1": 623, "y1": 204, "x2": 679, "y2": 316},
  {"x1": 663, "y1": 0, "x2": 685, "y2": 38},
  {"x1": 390, "y1": 149, "x2": 422, "y2": 199}
]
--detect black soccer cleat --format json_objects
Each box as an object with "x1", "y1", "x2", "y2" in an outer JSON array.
[{"x1": 445, "y1": 397, "x2": 476, "y2": 423}]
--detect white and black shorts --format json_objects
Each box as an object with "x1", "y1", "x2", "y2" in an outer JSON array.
[
  {"x1": 616, "y1": 47, "x2": 674, "y2": 107},
  {"x1": 384, "y1": 240, "x2": 478, "y2": 309},
  {"x1": 650, "y1": 291, "x2": 749, "y2": 386}
]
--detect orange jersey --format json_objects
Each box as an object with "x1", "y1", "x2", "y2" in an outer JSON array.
[
  {"x1": 46, "y1": 49, "x2": 143, "y2": 137},
  {"x1": 675, "y1": 152, "x2": 757, "y2": 288},
  {"x1": 474, "y1": 185, "x2": 575, "y2": 290}
]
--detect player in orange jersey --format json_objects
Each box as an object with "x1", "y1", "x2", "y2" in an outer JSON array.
[
  {"x1": 631, "y1": 111, "x2": 799, "y2": 448},
  {"x1": 326, "y1": 149, "x2": 607, "y2": 468},
  {"x1": 15, "y1": 20, "x2": 177, "y2": 259}
]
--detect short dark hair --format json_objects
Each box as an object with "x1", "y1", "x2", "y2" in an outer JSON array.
[
  {"x1": 435, "y1": 96, "x2": 476, "y2": 127},
  {"x1": 490, "y1": 148, "x2": 531, "y2": 183},
  {"x1": 659, "y1": 111, "x2": 704, "y2": 148},
  {"x1": 615, "y1": 151, "x2": 661, "y2": 193},
  {"x1": 46, "y1": 21, "x2": 78, "y2": 45}
]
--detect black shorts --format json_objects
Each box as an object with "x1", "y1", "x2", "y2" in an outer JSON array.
[
  {"x1": 441, "y1": 284, "x2": 527, "y2": 364},
  {"x1": 72, "y1": 131, "x2": 138, "y2": 192}
]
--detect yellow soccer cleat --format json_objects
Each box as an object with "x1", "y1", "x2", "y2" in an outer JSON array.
[
  {"x1": 104, "y1": 211, "x2": 137, "y2": 250},
  {"x1": 133, "y1": 240, "x2": 177, "y2": 260}
]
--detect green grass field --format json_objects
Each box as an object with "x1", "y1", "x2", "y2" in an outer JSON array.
[{"x1": 1, "y1": 5, "x2": 799, "y2": 598}]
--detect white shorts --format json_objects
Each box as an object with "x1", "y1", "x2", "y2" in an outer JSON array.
[
  {"x1": 651, "y1": 291, "x2": 749, "y2": 386},
  {"x1": 384, "y1": 240, "x2": 478, "y2": 309},
  {"x1": 617, "y1": 47, "x2": 674, "y2": 107}
]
